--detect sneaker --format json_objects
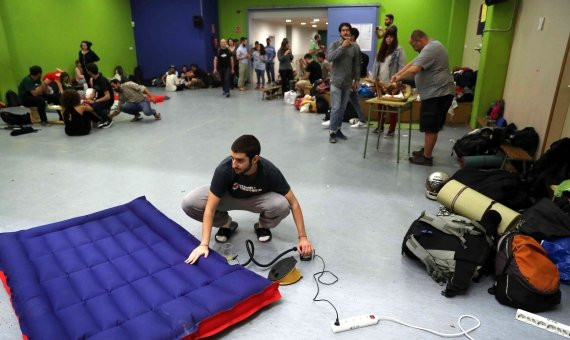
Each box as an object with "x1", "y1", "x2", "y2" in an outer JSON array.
[
  {"x1": 372, "y1": 127, "x2": 384, "y2": 134},
  {"x1": 348, "y1": 118, "x2": 359, "y2": 125},
  {"x1": 351, "y1": 121, "x2": 367, "y2": 128},
  {"x1": 412, "y1": 147, "x2": 424, "y2": 158},
  {"x1": 384, "y1": 131, "x2": 395, "y2": 138},
  {"x1": 98, "y1": 120, "x2": 113, "y2": 129},
  {"x1": 409, "y1": 154, "x2": 433, "y2": 166},
  {"x1": 130, "y1": 114, "x2": 143, "y2": 122},
  {"x1": 321, "y1": 120, "x2": 330, "y2": 127},
  {"x1": 154, "y1": 112, "x2": 161, "y2": 120},
  {"x1": 329, "y1": 132, "x2": 337, "y2": 143},
  {"x1": 336, "y1": 130, "x2": 347, "y2": 140},
  {"x1": 40, "y1": 121, "x2": 51, "y2": 127},
  {"x1": 225, "y1": 93, "x2": 230, "y2": 98},
  {"x1": 254, "y1": 223, "x2": 272, "y2": 242},
  {"x1": 215, "y1": 221, "x2": 238, "y2": 243}
]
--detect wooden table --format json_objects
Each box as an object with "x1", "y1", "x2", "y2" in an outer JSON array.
[{"x1": 363, "y1": 96, "x2": 417, "y2": 163}]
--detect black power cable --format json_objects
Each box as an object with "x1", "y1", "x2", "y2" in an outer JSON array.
[
  {"x1": 312, "y1": 254, "x2": 340, "y2": 326},
  {"x1": 240, "y1": 239, "x2": 297, "y2": 267}
]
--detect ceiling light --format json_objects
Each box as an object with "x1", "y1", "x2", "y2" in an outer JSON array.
[
  {"x1": 326, "y1": 22, "x2": 328, "y2": 25},
  {"x1": 286, "y1": 19, "x2": 292, "y2": 23},
  {"x1": 312, "y1": 24, "x2": 317, "y2": 28},
  {"x1": 300, "y1": 22, "x2": 306, "y2": 25},
  {"x1": 314, "y1": 19, "x2": 320, "y2": 22}
]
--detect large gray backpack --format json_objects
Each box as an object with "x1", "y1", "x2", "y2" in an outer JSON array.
[{"x1": 402, "y1": 211, "x2": 499, "y2": 297}]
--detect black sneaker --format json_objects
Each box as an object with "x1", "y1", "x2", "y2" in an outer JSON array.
[
  {"x1": 215, "y1": 221, "x2": 238, "y2": 243},
  {"x1": 372, "y1": 127, "x2": 384, "y2": 134},
  {"x1": 409, "y1": 154, "x2": 433, "y2": 166},
  {"x1": 329, "y1": 132, "x2": 337, "y2": 143},
  {"x1": 336, "y1": 130, "x2": 347, "y2": 140},
  {"x1": 254, "y1": 223, "x2": 272, "y2": 242},
  {"x1": 98, "y1": 120, "x2": 113, "y2": 129},
  {"x1": 412, "y1": 147, "x2": 424, "y2": 158}
]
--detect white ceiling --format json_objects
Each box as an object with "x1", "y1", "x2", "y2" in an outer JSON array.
[
  {"x1": 249, "y1": 9, "x2": 328, "y2": 29},
  {"x1": 253, "y1": 17, "x2": 328, "y2": 29}
]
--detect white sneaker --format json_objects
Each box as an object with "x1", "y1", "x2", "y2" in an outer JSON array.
[
  {"x1": 351, "y1": 121, "x2": 367, "y2": 128},
  {"x1": 348, "y1": 118, "x2": 359, "y2": 125},
  {"x1": 321, "y1": 120, "x2": 330, "y2": 127}
]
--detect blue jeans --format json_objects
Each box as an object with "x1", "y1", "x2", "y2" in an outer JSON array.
[
  {"x1": 120, "y1": 100, "x2": 156, "y2": 116},
  {"x1": 266, "y1": 62, "x2": 275, "y2": 83},
  {"x1": 255, "y1": 69, "x2": 265, "y2": 86},
  {"x1": 329, "y1": 85, "x2": 366, "y2": 132}
]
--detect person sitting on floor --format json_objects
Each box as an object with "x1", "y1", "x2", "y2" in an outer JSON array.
[
  {"x1": 84, "y1": 63, "x2": 114, "y2": 128},
  {"x1": 187, "y1": 64, "x2": 207, "y2": 89},
  {"x1": 109, "y1": 79, "x2": 161, "y2": 121},
  {"x1": 182, "y1": 134, "x2": 314, "y2": 264},
  {"x1": 295, "y1": 53, "x2": 322, "y2": 96},
  {"x1": 74, "y1": 60, "x2": 86, "y2": 86},
  {"x1": 316, "y1": 52, "x2": 331, "y2": 81},
  {"x1": 161, "y1": 65, "x2": 177, "y2": 87},
  {"x1": 18, "y1": 65, "x2": 54, "y2": 126},
  {"x1": 60, "y1": 89, "x2": 101, "y2": 136},
  {"x1": 165, "y1": 69, "x2": 185, "y2": 92}
]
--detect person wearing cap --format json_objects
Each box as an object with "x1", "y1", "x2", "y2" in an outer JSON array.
[{"x1": 182, "y1": 134, "x2": 314, "y2": 264}]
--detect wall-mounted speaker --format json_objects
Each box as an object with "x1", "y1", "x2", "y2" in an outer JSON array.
[{"x1": 193, "y1": 15, "x2": 204, "y2": 29}]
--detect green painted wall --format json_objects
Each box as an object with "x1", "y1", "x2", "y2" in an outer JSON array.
[
  {"x1": 218, "y1": 0, "x2": 469, "y2": 68},
  {"x1": 0, "y1": 0, "x2": 136, "y2": 102},
  {"x1": 470, "y1": 0, "x2": 517, "y2": 127}
]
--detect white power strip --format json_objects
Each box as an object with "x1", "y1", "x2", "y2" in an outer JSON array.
[
  {"x1": 331, "y1": 314, "x2": 379, "y2": 333},
  {"x1": 516, "y1": 309, "x2": 570, "y2": 338}
]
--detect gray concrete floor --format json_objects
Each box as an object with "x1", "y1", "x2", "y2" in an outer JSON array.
[{"x1": 0, "y1": 88, "x2": 568, "y2": 339}]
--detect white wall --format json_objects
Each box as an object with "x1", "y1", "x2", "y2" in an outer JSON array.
[
  {"x1": 502, "y1": 0, "x2": 570, "y2": 149},
  {"x1": 249, "y1": 20, "x2": 286, "y2": 78},
  {"x1": 291, "y1": 26, "x2": 318, "y2": 74},
  {"x1": 461, "y1": 0, "x2": 484, "y2": 69}
]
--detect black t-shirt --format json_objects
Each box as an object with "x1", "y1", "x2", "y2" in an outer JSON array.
[
  {"x1": 210, "y1": 157, "x2": 291, "y2": 199},
  {"x1": 306, "y1": 60, "x2": 322, "y2": 84},
  {"x1": 64, "y1": 108, "x2": 91, "y2": 136},
  {"x1": 217, "y1": 48, "x2": 232, "y2": 69},
  {"x1": 92, "y1": 74, "x2": 114, "y2": 108}
]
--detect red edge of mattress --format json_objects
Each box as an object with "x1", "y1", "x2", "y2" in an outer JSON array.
[
  {"x1": 2, "y1": 270, "x2": 280, "y2": 340},
  {"x1": 185, "y1": 281, "x2": 282, "y2": 339},
  {"x1": 0, "y1": 271, "x2": 29, "y2": 340}
]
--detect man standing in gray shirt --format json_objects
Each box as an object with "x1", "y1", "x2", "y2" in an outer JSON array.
[
  {"x1": 392, "y1": 30, "x2": 454, "y2": 166},
  {"x1": 326, "y1": 22, "x2": 362, "y2": 143}
]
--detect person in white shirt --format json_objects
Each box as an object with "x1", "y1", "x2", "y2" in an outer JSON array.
[
  {"x1": 165, "y1": 69, "x2": 184, "y2": 92},
  {"x1": 236, "y1": 37, "x2": 250, "y2": 91}
]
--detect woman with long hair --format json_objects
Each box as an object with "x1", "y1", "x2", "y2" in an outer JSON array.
[
  {"x1": 60, "y1": 89, "x2": 100, "y2": 136},
  {"x1": 253, "y1": 44, "x2": 266, "y2": 89},
  {"x1": 372, "y1": 28, "x2": 406, "y2": 136},
  {"x1": 277, "y1": 39, "x2": 294, "y2": 93}
]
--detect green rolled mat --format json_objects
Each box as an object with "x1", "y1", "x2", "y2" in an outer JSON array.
[
  {"x1": 437, "y1": 179, "x2": 520, "y2": 235},
  {"x1": 461, "y1": 155, "x2": 505, "y2": 169}
]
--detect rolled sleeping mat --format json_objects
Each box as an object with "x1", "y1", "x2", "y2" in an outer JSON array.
[
  {"x1": 461, "y1": 155, "x2": 504, "y2": 169},
  {"x1": 437, "y1": 179, "x2": 520, "y2": 235}
]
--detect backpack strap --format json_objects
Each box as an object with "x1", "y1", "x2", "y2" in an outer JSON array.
[
  {"x1": 418, "y1": 212, "x2": 483, "y2": 248},
  {"x1": 405, "y1": 235, "x2": 448, "y2": 283}
]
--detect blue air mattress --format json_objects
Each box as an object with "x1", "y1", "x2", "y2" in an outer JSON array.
[{"x1": 0, "y1": 197, "x2": 280, "y2": 339}]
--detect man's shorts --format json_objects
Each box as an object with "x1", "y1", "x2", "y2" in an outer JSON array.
[{"x1": 419, "y1": 94, "x2": 454, "y2": 133}]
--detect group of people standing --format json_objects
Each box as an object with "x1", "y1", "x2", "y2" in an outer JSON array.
[{"x1": 326, "y1": 14, "x2": 455, "y2": 167}]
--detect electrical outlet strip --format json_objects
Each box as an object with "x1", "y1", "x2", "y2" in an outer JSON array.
[
  {"x1": 515, "y1": 309, "x2": 570, "y2": 338},
  {"x1": 331, "y1": 314, "x2": 380, "y2": 333}
]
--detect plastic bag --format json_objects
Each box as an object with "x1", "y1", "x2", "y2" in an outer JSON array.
[
  {"x1": 542, "y1": 237, "x2": 570, "y2": 284},
  {"x1": 284, "y1": 91, "x2": 297, "y2": 105}
]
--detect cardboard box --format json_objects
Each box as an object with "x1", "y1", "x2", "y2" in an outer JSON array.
[{"x1": 446, "y1": 102, "x2": 472, "y2": 125}]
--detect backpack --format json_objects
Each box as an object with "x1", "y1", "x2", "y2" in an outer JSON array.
[
  {"x1": 1, "y1": 111, "x2": 32, "y2": 126},
  {"x1": 5, "y1": 90, "x2": 21, "y2": 107},
  {"x1": 507, "y1": 127, "x2": 539, "y2": 156},
  {"x1": 519, "y1": 198, "x2": 570, "y2": 242},
  {"x1": 402, "y1": 211, "x2": 497, "y2": 297},
  {"x1": 527, "y1": 138, "x2": 570, "y2": 201},
  {"x1": 487, "y1": 99, "x2": 504, "y2": 121},
  {"x1": 489, "y1": 232, "x2": 561, "y2": 312},
  {"x1": 452, "y1": 128, "x2": 503, "y2": 158}
]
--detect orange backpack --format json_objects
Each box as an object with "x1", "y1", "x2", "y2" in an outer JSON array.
[{"x1": 490, "y1": 232, "x2": 561, "y2": 312}]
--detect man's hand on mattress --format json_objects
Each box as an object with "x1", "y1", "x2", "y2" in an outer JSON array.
[{"x1": 185, "y1": 245, "x2": 209, "y2": 264}]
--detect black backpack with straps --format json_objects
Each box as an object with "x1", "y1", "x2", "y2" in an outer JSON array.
[{"x1": 402, "y1": 210, "x2": 500, "y2": 297}]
